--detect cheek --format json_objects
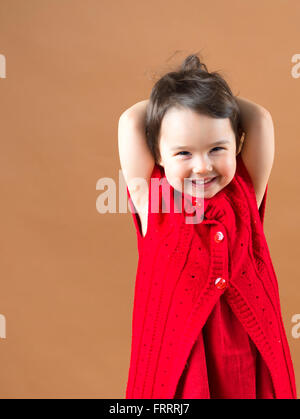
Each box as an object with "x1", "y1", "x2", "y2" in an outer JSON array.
[
  {"x1": 219, "y1": 156, "x2": 236, "y2": 173},
  {"x1": 167, "y1": 162, "x2": 185, "y2": 179},
  {"x1": 166, "y1": 165, "x2": 187, "y2": 191},
  {"x1": 216, "y1": 158, "x2": 236, "y2": 184},
  {"x1": 221, "y1": 161, "x2": 236, "y2": 182}
]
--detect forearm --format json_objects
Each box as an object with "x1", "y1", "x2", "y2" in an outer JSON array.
[
  {"x1": 236, "y1": 96, "x2": 269, "y2": 132},
  {"x1": 124, "y1": 97, "x2": 268, "y2": 133}
]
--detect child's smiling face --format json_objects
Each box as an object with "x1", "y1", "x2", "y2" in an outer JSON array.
[{"x1": 157, "y1": 106, "x2": 238, "y2": 199}]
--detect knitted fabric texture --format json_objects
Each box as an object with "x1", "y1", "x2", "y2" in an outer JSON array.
[{"x1": 125, "y1": 152, "x2": 297, "y2": 399}]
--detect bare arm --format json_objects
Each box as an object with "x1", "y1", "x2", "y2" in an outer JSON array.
[
  {"x1": 118, "y1": 99, "x2": 154, "y2": 215},
  {"x1": 236, "y1": 96, "x2": 275, "y2": 209},
  {"x1": 121, "y1": 99, "x2": 150, "y2": 127},
  {"x1": 236, "y1": 96, "x2": 268, "y2": 131}
]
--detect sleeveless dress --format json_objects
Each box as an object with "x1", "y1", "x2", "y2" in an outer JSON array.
[
  {"x1": 173, "y1": 169, "x2": 275, "y2": 399},
  {"x1": 174, "y1": 294, "x2": 275, "y2": 398},
  {"x1": 125, "y1": 152, "x2": 296, "y2": 399}
]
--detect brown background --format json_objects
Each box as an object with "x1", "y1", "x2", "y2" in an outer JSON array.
[{"x1": 0, "y1": 0, "x2": 299, "y2": 398}]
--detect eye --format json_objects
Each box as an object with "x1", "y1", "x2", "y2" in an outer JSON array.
[
  {"x1": 210, "y1": 147, "x2": 225, "y2": 152},
  {"x1": 176, "y1": 151, "x2": 190, "y2": 156},
  {"x1": 176, "y1": 147, "x2": 225, "y2": 157}
]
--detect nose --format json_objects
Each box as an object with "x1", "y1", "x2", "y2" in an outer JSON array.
[{"x1": 192, "y1": 156, "x2": 213, "y2": 174}]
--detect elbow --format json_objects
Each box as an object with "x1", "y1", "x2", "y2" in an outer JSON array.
[
  {"x1": 259, "y1": 106, "x2": 273, "y2": 121},
  {"x1": 119, "y1": 109, "x2": 131, "y2": 122}
]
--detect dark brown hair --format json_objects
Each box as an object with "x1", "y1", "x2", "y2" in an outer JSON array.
[{"x1": 145, "y1": 53, "x2": 244, "y2": 164}]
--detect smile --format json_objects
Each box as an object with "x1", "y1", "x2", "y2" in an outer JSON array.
[{"x1": 190, "y1": 177, "x2": 217, "y2": 188}]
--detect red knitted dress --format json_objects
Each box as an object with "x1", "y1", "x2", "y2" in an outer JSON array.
[
  {"x1": 174, "y1": 173, "x2": 274, "y2": 398},
  {"x1": 125, "y1": 152, "x2": 296, "y2": 399},
  {"x1": 174, "y1": 293, "x2": 274, "y2": 398}
]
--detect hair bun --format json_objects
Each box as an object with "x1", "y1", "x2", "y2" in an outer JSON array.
[{"x1": 179, "y1": 54, "x2": 208, "y2": 73}]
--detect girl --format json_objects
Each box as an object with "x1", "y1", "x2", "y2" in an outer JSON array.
[{"x1": 118, "y1": 54, "x2": 297, "y2": 399}]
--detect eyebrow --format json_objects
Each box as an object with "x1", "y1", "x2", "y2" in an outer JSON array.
[{"x1": 170, "y1": 140, "x2": 231, "y2": 151}]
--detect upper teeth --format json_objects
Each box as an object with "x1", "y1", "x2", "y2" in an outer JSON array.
[{"x1": 192, "y1": 178, "x2": 214, "y2": 184}]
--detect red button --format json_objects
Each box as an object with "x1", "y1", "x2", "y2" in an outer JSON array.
[
  {"x1": 195, "y1": 199, "x2": 202, "y2": 208},
  {"x1": 214, "y1": 231, "x2": 224, "y2": 243},
  {"x1": 214, "y1": 277, "x2": 227, "y2": 290}
]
